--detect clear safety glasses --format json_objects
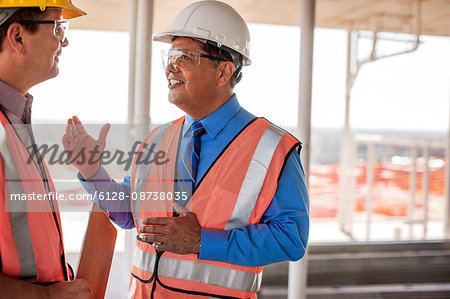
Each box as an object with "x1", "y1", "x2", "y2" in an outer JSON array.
[
  {"x1": 162, "y1": 49, "x2": 227, "y2": 71},
  {"x1": 18, "y1": 19, "x2": 69, "y2": 41}
]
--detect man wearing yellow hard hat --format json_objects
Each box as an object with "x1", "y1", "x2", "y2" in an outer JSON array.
[{"x1": 0, "y1": 1, "x2": 90, "y2": 297}]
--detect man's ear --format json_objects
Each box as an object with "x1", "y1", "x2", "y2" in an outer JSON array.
[
  {"x1": 217, "y1": 61, "x2": 235, "y2": 87},
  {"x1": 6, "y1": 23, "x2": 26, "y2": 54}
]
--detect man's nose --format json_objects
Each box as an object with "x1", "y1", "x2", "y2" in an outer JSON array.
[
  {"x1": 166, "y1": 61, "x2": 181, "y2": 73},
  {"x1": 61, "y1": 37, "x2": 69, "y2": 47}
]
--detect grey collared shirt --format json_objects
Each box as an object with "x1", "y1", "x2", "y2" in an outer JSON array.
[
  {"x1": 0, "y1": 80, "x2": 46, "y2": 181},
  {"x1": 0, "y1": 80, "x2": 34, "y2": 146}
]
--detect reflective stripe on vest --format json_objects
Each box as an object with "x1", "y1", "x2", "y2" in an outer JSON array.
[
  {"x1": 133, "y1": 246, "x2": 262, "y2": 293},
  {"x1": 0, "y1": 125, "x2": 38, "y2": 280},
  {"x1": 132, "y1": 122, "x2": 172, "y2": 226},
  {"x1": 0, "y1": 114, "x2": 66, "y2": 282},
  {"x1": 225, "y1": 124, "x2": 286, "y2": 230}
]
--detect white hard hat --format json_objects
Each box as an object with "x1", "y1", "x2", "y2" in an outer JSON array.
[{"x1": 153, "y1": 0, "x2": 251, "y2": 66}]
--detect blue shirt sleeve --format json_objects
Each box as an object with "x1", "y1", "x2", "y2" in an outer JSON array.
[
  {"x1": 78, "y1": 166, "x2": 135, "y2": 229},
  {"x1": 198, "y1": 150, "x2": 309, "y2": 267}
]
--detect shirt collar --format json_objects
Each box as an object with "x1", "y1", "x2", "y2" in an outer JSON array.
[
  {"x1": 0, "y1": 80, "x2": 33, "y2": 123},
  {"x1": 184, "y1": 94, "x2": 241, "y2": 139}
]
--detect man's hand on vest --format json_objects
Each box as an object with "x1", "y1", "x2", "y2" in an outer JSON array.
[
  {"x1": 139, "y1": 204, "x2": 201, "y2": 254},
  {"x1": 62, "y1": 116, "x2": 110, "y2": 180}
]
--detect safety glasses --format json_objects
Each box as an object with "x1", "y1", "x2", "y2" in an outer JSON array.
[
  {"x1": 18, "y1": 19, "x2": 69, "y2": 41},
  {"x1": 162, "y1": 49, "x2": 227, "y2": 71}
]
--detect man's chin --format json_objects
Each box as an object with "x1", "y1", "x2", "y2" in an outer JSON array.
[
  {"x1": 48, "y1": 66, "x2": 60, "y2": 79},
  {"x1": 168, "y1": 91, "x2": 180, "y2": 105},
  {"x1": 33, "y1": 70, "x2": 59, "y2": 86}
]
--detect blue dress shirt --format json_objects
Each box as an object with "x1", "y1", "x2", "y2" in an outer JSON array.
[{"x1": 79, "y1": 94, "x2": 309, "y2": 267}]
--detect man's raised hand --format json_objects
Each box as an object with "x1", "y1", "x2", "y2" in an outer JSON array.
[{"x1": 62, "y1": 116, "x2": 110, "y2": 180}]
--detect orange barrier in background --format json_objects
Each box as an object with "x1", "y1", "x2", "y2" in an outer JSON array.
[{"x1": 309, "y1": 160, "x2": 447, "y2": 218}]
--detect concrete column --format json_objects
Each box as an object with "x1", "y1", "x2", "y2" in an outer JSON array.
[
  {"x1": 338, "y1": 30, "x2": 353, "y2": 235},
  {"x1": 133, "y1": 0, "x2": 153, "y2": 125},
  {"x1": 127, "y1": 0, "x2": 137, "y2": 124},
  {"x1": 123, "y1": 2, "x2": 140, "y2": 295},
  {"x1": 288, "y1": 0, "x2": 315, "y2": 298},
  {"x1": 445, "y1": 56, "x2": 450, "y2": 237}
]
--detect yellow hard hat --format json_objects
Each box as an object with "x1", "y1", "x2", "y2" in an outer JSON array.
[{"x1": 0, "y1": 0, "x2": 86, "y2": 19}]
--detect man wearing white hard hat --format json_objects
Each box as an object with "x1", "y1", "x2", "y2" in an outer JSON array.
[
  {"x1": 65, "y1": 1, "x2": 309, "y2": 298},
  {"x1": 0, "y1": 1, "x2": 91, "y2": 297}
]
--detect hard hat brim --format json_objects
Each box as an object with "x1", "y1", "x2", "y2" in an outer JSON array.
[
  {"x1": 61, "y1": 4, "x2": 86, "y2": 19},
  {"x1": 63, "y1": 6, "x2": 87, "y2": 19}
]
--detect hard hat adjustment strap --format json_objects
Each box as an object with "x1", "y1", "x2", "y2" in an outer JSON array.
[
  {"x1": 234, "y1": 63, "x2": 243, "y2": 84},
  {"x1": 203, "y1": 40, "x2": 243, "y2": 84}
]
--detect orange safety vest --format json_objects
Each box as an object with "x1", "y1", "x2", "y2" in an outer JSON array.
[
  {"x1": 0, "y1": 112, "x2": 70, "y2": 283},
  {"x1": 129, "y1": 117, "x2": 300, "y2": 298}
]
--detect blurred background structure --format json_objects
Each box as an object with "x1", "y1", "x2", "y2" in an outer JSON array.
[{"x1": 30, "y1": 0, "x2": 450, "y2": 298}]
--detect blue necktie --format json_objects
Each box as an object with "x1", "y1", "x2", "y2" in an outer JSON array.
[
  {"x1": 191, "y1": 121, "x2": 205, "y2": 183},
  {"x1": 177, "y1": 121, "x2": 205, "y2": 206}
]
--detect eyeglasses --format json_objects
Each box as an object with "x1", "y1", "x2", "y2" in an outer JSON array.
[
  {"x1": 18, "y1": 19, "x2": 69, "y2": 41},
  {"x1": 162, "y1": 49, "x2": 228, "y2": 71}
]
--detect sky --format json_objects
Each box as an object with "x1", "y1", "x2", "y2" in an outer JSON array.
[{"x1": 30, "y1": 23, "x2": 450, "y2": 132}]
